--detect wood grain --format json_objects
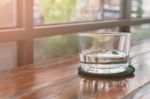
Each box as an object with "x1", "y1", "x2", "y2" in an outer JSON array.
[
  {"x1": 123, "y1": 81, "x2": 150, "y2": 99},
  {"x1": 0, "y1": 41, "x2": 150, "y2": 99}
]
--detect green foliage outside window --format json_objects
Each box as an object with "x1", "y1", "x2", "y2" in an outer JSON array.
[
  {"x1": 38, "y1": 0, "x2": 77, "y2": 23},
  {"x1": 135, "y1": 3, "x2": 143, "y2": 18},
  {"x1": 42, "y1": 34, "x2": 79, "y2": 59},
  {"x1": 34, "y1": 0, "x2": 79, "y2": 60}
]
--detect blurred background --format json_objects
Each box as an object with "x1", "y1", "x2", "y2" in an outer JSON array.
[{"x1": 0, "y1": 0, "x2": 150, "y2": 71}]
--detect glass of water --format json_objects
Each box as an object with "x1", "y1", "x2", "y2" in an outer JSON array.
[{"x1": 78, "y1": 32, "x2": 131, "y2": 74}]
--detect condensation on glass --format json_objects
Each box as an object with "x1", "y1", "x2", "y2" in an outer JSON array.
[
  {"x1": 33, "y1": 0, "x2": 121, "y2": 26},
  {"x1": 0, "y1": 0, "x2": 16, "y2": 27}
]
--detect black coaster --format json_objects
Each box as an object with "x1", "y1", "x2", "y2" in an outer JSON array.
[{"x1": 78, "y1": 65, "x2": 135, "y2": 78}]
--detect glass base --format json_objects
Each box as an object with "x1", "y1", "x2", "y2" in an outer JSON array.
[{"x1": 80, "y1": 62, "x2": 129, "y2": 74}]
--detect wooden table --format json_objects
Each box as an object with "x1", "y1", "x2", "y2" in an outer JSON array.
[{"x1": 0, "y1": 40, "x2": 150, "y2": 99}]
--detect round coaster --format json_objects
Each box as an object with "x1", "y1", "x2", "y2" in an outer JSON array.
[{"x1": 78, "y1": 65, "x2": 135, "y2": 78}]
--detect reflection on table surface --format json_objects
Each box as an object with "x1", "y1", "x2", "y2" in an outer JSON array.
[
  {"x1": 78, "y1": 74, "x2": 133, "y2": 99},
  {"x1": 123, "y1": 81, "x2": 150, "y2": 99}
]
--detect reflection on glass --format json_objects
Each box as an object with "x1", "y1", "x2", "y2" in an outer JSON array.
[
  {"x1": 132, "y1": 0, "x2": 150, "y2": 18},
  {"x1": 78, "y1": 76, "x2": 127, "y2": 99},
  {"x1": 33, "y1": 0, "x2": 120, "y2": 26},
  {"x1": 0, "y1": 0, "x2": 16, "y2": 27}
]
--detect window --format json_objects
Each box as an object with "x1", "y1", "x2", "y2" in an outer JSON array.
[
  {"x1": 103, "y1": 0, "x2": 120, "y2": 19},
  {"x1": 131, "y1": 24, "x2": 150, "y2": 43},
  {"x1": 0, "y1": 0, "x2": 149, "y2": 68},
  {"x1": 132, "y1": 0, "x2": 150, "y2": 18},
  {"x1": 0, "y1": 0, "x2": 17, "y2": 27},
  {"x1": 34, "y1": 34, "x2": 78, "y2": 63},
  {"x1": 0, "y1": 42, "x2": 17, "y2": 71},
  {"x1": 33, "y1": 0, "x2": 120, "y2": 26}
]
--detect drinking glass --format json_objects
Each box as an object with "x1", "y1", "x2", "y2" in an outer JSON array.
[{"x1": 78, "y1": 32, "x2": 131, "y2": 74}]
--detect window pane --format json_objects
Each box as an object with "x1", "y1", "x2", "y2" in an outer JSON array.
[
  {"x1": 0, "y1": 0, "x2": 16, "y2": 27},
  {"x1": 132, "y1": 0, "x2": 150, "y2": 18},
  {"x1": 103, "y1": 0, "x2": 120, "y2": 19},
  {"x1": 34, "y1": 28, "x2": 118, "y2": 64},
  {"x1": 131, "y1": 24, "x2": 150, "y2": 43},
  {"x1": 34, "y1": 34, "x2": 79, "y2": 63},
  {"x1": 33, "y1": 0, "x2": 120, "y2": 26},
  {"x1": 0, "y1": 42, "x2": 17, "y2": 71}
]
